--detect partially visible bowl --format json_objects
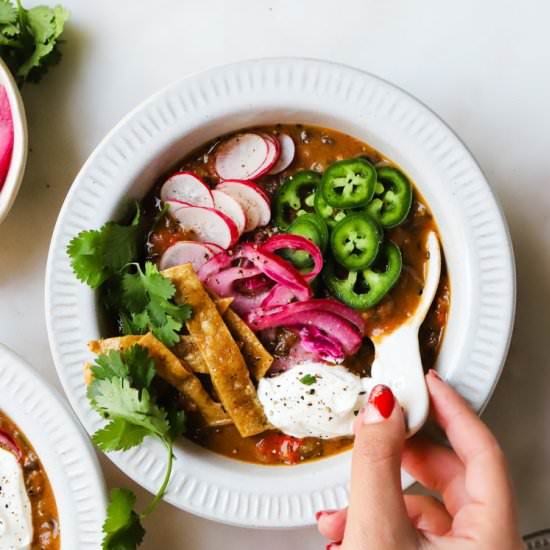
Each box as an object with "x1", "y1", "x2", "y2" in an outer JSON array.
[
  {"x1": 0, "y1": 343, "x2": 106, "y2": 548},
  {"x1": 0, "y1": 57, "x2": 28, "y2": 224},
  {"x1": 45, "y1": 58, "x2": 516, "y2": 528}
]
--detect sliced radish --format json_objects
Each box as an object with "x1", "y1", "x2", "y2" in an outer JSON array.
[
  {"x1": 0, "y1": 85, "x2": 14, "y2": 191},
  {"x1": 160, "y1": 171, "x2": 213, "y2": 207},
  {"x1": 216, "y1": 180, "x2": 271, "y2": 231},
  {"x1": 212, "y1": 189, "x2": 246, "y2": 235},
  {"x1": 214, "y1": 133, "x2": 279, "y2": 180},
  {"x1": 171, "y1": 205, "x2": 239, "y2": 249},
  {"x1": 268, "y1": 134, "x2": 295, "y2": 175},
  {"x1": 165, "y1": 199, "x2": 191, "y2": 215},
  {"x1": 159, "y1": 241, "x2": 216, "y2": 271}
]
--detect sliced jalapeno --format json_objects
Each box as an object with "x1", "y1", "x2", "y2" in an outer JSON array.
[
  {"x1": 320, "y1": 158, "x2": 376, "y2": 209},
  {"x1": 283, "y1": 217, "x2": 325, "y2": 269},
  {"x1": 366, "y1": 166, "x2": 412, "y2": 228},
  {"x1": 293, "y1": 213, "x2": 329, "y2": 251},
  {"x1": 314, "y1": 190, "x2": 348, "y2": 228},
  {"x1": 330, "y1": 213, "x2": 382, "y2": 271},
  {"x1": 323, "y1": 241, "x2": 402, "y2": 309},
  {"x1": 274, "y1": 170, "x2": 321, "y2": 229}
]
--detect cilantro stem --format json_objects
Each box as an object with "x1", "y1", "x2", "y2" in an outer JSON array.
[{"x1": 140, "y1": 438, "x2": 174, "y2": 519}]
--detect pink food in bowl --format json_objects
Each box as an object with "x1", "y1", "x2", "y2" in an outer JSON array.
[{"x1": 0, "y1": 84, "x2": 14, "y2": 191}]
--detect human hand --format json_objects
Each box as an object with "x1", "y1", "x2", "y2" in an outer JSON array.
[{"x1": 316, "y1": 370, "x2": 524, "y2": 549}]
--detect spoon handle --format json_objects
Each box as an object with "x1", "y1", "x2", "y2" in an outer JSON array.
[{"x1": 370, "y1": 326, "x2": 429, "y2": 436}]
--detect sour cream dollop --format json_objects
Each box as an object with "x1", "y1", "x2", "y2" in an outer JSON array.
[
  {"x1": 0, "y1": 447, "x2": 33, "y2": 550},
  {"x1": 258, "y1": 361, "x2": 376, "y2": 439}
]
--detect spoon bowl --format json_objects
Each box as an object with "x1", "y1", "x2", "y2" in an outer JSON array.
[{"x1": 370, "y1": 231, "x2": 442, "y2": 435}]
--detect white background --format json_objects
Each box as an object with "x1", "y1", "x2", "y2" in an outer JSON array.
[{"x1": 1, "y1": 0, "x2": 549, "y2": 547}]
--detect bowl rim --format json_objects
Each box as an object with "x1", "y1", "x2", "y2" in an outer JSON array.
[
  {"x1": 45, "y1": 57, "x2": 516, "y2": 528},
  {"x1": 0, "y1": 343, "x2": 107, "y2": 548},
  {"x1": 0, "y1": 57, "x2": 28, "y2": 225}
]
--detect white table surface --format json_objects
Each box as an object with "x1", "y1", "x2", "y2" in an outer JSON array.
[{"x1": 1, "y1": 0, "x2": 549, "y2": 546}]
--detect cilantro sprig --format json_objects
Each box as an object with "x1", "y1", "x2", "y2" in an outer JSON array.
[
  {"x1": 67, "y1": 206, "x2": 141, "y2": 289},
  {"x1": 89, "y1": 346, "x2": 186, "y2": 550},
  {"x1": 67, "y1": 206, "x2": 190, "y2": 347},
  {"x1": 0, "y1": 0, "x2": 69, "y2": 85},
  {"x1": 121, "y1": 262, "x2": 192, "y2": 347},
  {"x1": 299, "y1": 373, "x2": 317, "y2": 386}
]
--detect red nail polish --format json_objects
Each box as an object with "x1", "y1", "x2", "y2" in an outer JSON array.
[
  {"x1": 326, "y1": 543, "x2": 341, "y2": 550},
  {"x1": 368, "y1": 384, "x2": 395, "y2": 419},
  {"x1": 428, "y1": 369, "x2": 442, "y2": 381}
]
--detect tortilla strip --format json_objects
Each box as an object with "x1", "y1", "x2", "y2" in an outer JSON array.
[
  {"x1": 215, "y1": 297, "x2": 233, "y2": 315},
  {"x1": 88, "y1": 335, "x2": 141, "y2": 355},
  {"x1": 162, "y1": 264, "x2": 270, "y2": 437},
  {"x1": 87, "y1": 334, "x2": 230, "y2": 427},
  {"x1": 223, "y1": 309, "x2": 273, "y2": 380},
  {"x1": 172, "y1": 335, "x2": 209, "y2": 374},
  {"x1": 137, "y1": 333, "x2": 231, "y2": 427}
]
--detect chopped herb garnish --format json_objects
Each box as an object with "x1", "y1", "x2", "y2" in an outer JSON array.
[{"x1": 299, "y1": 373, "x2": 317, "y2": 385}]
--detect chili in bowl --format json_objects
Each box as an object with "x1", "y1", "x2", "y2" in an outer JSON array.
[{"x1": 46, "y1": 58, "x2": 515, "y2": 529}]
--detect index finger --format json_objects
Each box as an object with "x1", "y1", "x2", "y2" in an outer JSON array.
[{"x1": 426, "y1": 371, "x2": 514, "y2": 513}]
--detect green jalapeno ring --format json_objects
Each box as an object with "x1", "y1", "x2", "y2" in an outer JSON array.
[
  {"x1": 320, "y1": 158, "x2": 377, "y2": 209},
  {"x1": 330, "y1": 213, "x2": 383, "y2": 271},
  {"x1": 366, "y1": 166, "x2": 412, "y2": 229},
  {"x1": 314, "y1": 191, "x2": 348, "y2": 228},
  {"x1": 293, "y1": 213, "x2": 329, "y2": 252},
  {"x1": 274, "y1": 170, "x2": 322, "y2": 229},
  {"x1": 281, "y1": 217, "x2": 324, "y2": 270},
  {"x1": 323, "y1": 241, "x2": 403, "y2": 310}
]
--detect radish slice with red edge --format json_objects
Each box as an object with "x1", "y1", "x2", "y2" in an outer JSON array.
[
  {"x1": 160, "y1": 171, "x2": 213, "y2": 207},
  {"x1": 159, "y1": 241, "x2": 216, "y2": 271},
  {"x1": 165, "y1": 199, "x2": 191, "y2": 215},
  {"x1": 214, "y1": 133, "x2": 279, "y2": 180},
  {"x1": 268, "y1": 134, "x2": 295, "y2": 175},
  {"x1": 171, "y1": 205, "x2": 239, "y2": 249},
  {"x1": 216, "y1": 180, "x2": 271, "y2": 230},
  {"x1": 212, "y1": 189, "x2": 246, "y2": 235}
]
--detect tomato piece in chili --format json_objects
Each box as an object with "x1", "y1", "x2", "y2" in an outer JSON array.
[{"x1": 255, "y1": 434, "x2": 303, "y2": 465}]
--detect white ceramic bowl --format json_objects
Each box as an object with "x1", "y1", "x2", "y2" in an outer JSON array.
[
  {"x1": 0, "y1": 343, "x2": 107, "y2": 547},
  {"x1": 45, "y1": 58, "x2": 515, "y2": 528},
  {"x1": 0, "y1": 58, "x2": 28, "y2": 224}
]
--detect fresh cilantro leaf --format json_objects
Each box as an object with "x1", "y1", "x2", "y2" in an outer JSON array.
[
  {"x1": 67, "y1": 206, "x2": 141, "y2": 289},
  {"x1": 0, "y1": 0, "x2": 16, "y2": 25},
  {"x1": 92, "y1": 418, "x2": 150, "y2": 452},
  {"x1": 0, "y1": 0, "x2": 69, "y2": 85},
  {"x1": 123, "y1": 345, "x2": 156, "y2": 391},
  {"x1": 120, "y1": 262, "x2": 191, "y2": 347},
  {"x1": 167, "y1": 407, "x2": 186, "y2": 442},
  {"x1": 91, "y1": 346, "x2": 156, "y2": 391},
  {"x1": 299, "y1": 374, "x2": 317, "y2": 385},
  {"x1": 92, "y1": 351, "x2": 129, "y2": 382},
  {"x1": 102, "y1": 489, "x2": 145, "y2": 550},
  {"x1": 91, "y1": 378, "x2": 170, "y2": 440}
]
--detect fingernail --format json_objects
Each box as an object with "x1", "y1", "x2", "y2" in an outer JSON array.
[
  {"x1": 326, "y1": 543, "x2": 341, "y2": 550},
  {"x1": 315, "y1": 510, "x2": 337, "y2": 521},
  {"x1": 364, "y1": 384, "x2": 395, "y2": 423},
  {"x1": 428, "y1": 369, "x2": 442, "y2": 381}
]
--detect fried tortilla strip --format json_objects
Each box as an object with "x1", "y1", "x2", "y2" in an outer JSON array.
[
  {"x1": 223, "y1": 309, "x2": 273, "y2": 380},
  {"x1": 88, "y1": 335, "x2": 141, "y2": 355},
  {"x1": 163, "y1": 264, "x2": 270, "y2": 437},
  {"x1": 172, "y1": 335, "x2": 209, "y2": 374},
  {"x1": 215, "y1": 297, "x2": 233, "y2": 315},
  {"x1": 137, "y1": 332, "x2": 230, "y2": 427}
]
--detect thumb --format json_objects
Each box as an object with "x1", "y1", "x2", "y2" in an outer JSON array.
[{"x1": 343, "y1": 385, "x2": 417, "y2": 550}]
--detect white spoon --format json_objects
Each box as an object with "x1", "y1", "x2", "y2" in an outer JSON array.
[{"x1": 370, "y1": 231, "x2": 442, "y2": 436}]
